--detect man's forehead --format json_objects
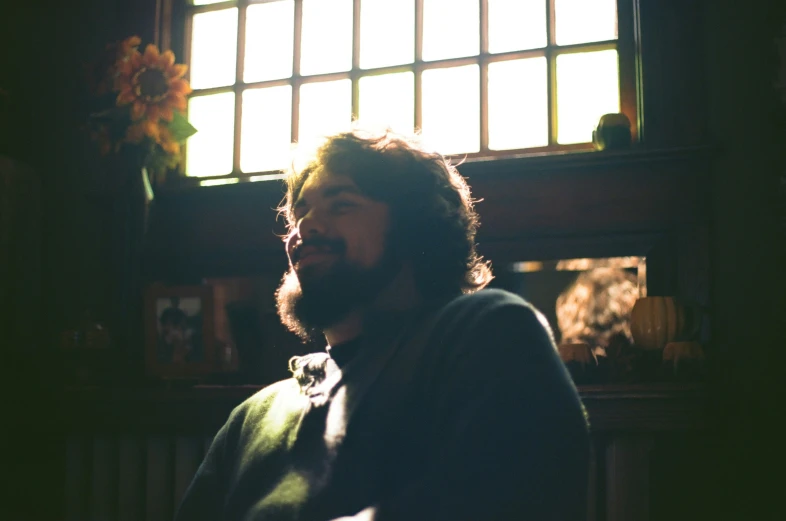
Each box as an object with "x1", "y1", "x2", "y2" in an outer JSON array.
[{"x1": 296, "y1": 170, "x2": 361, "y2": 202}]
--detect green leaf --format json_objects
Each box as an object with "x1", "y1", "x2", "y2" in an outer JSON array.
[{"x1": 167, "y1": 111, "x2": 198, "y2": 142}]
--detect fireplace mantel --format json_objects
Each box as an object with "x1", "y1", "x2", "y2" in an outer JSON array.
[{"x1": 61, "y1": 382, "x2": 706, "y2": 435}]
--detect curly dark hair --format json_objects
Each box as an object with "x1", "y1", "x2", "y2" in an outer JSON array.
[{"x1": 279, "y1": 129, "x2": 493, "y2": 299}]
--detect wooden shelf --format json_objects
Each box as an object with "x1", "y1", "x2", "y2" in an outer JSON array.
[{"x1": 60, "y1": 382, "x2": 706, "y2": 435}]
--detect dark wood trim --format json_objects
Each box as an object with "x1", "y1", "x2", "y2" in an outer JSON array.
[{"x1": 617, "y1": 0, "x2": 641, "y2": 143}]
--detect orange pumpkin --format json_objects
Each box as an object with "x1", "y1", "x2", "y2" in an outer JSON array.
[{"x1": 629, "y1": 297, "x2": 693, "y2": 350}]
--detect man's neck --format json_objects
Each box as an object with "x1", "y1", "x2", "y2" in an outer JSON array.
[
  {"x1": 323, "y1": 310, "x2": 363, "y2": 346},
  {"x1": 323, "y1": 264, "x2": 421, "y2": 346}
]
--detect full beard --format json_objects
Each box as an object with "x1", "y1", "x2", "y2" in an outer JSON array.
[{"x1": 275, "y1": 249, "x2": 402, "y2": 343}]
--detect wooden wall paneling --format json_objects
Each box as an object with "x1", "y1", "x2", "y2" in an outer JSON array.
[
  {"x1": 676, "y1": 224, "x2": 712, "y2": 343},
  {"x1": 146, "y1": 436, "x2": 174, "y2": 521},
  {"x1": 64, "y1": 435, "x2": 91, "y2": 521},
  {"x1": 586, "y1": 438, "x2": 599, "y2": 521},
  {"x1": 117, "y1": 435, "x2": 146, "y2": 521},
  {"x1": 143, "y1": 148, "x2": 712, "y2": 282},
  {"x1": 605, "y1": 434, "x2": 655, "y2": 521},
  {"x1": 90, "y1": 436, "x2": 118, "y2": 521},
  {"x1": 648, "y1": 432, "x2": 713, "y2": 521},
  {"x1": 174, "y1": 436, "x2": 204, "y2": 511},
  {"x1": 643, "y1": 233, "x2": 679, "y2": 297},
  {"x1": 637, "y1": 0, "x2": 708, "y2": 147}
]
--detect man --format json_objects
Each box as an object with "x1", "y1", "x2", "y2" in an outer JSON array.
[{"x1": 176, "y1": 130, "x2": 590, "y2": 521}]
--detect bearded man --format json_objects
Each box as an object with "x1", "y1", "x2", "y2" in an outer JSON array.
[{"x1": 175, "y1": 130, "x2": 590, "y2": 521}]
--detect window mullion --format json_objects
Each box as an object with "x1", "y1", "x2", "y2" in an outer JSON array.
[
  {"x1": 479, "y1": 0, "x2": 489, "y2": 153},
  {"x1": 352, "y1": 0, "x2": 361, "y2": 121},
  {"x1": 234, "y1": 3, "x2": 247, "y2": 176},
  {"x1": 414, "y1": 0, "x2": 424, "y2": 131},
  {"x1": 546, "y1": 0, "x2": 557, "y2": 146},
  {"x1": 292, "y1": 0, "x2": 303, "y2": 143}
]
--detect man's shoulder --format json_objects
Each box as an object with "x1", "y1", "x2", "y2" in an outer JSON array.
[
  {"x1": 429, "y1": 288, "x2": 554, "y2": 344},
  {"x1": 436, "y1": 288, "x2": 535, "y2": 320},
  {"x1": 230, "y1": 378, "x2": 305, "y2": 425}
]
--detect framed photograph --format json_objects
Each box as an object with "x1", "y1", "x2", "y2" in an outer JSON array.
[{"x1": 144, "y1": 284, "x2": 216, "y2": 378}]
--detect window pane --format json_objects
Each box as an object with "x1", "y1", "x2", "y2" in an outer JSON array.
[
  {"x1": 192, "y1": 0, "x2": 231, "y2": 5},
  {"x1": 360, "y1": 0, "x2": 414, "y2": 69},
  {"x1": 186, "y1": 92, "x2": 235, "y2": 177},
  {"x1": 245, "y1": 1, "x2": 294, "y2": 82},
  {"x1": 298, "y1": 79, "x2": 352, "y2": 145},
  {"x1": 421, "y1": 65, "x2": 480, "y2": 155},
  {"x1": 190, "y1": 8, "x2": 238, "y2": 89},
  {"x1": 300, "y1": 0, "x2": 352, "y2": 75},
  {"x1": 488, "y1": 58, "x2": 548, "y2": 150},
  {"x1": 555, "y1": 0, "x2": 618, "y2": 46},
  {"x1": 241, "y1": 86, "x2": 293, "y2": 173},
  {"x1": 358, "y1": 72, "x2": 414, "y2": 134},
  {"x1": 556, "y1": 50, "x2": 620, "y2": 144},
  {"x1": 422, "y1": 0, "x2": 479, "y2": 61},
  {"x1": 488, "y1": 0, "x2": 547, "y2": 53}
]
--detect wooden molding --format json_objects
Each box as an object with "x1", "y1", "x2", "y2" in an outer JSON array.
[{"x1": 61, "y1": 382, "x2": 706, "y2": 434}]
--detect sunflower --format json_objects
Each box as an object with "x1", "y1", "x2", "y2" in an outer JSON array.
[
  {"x1": 86, "y1": 36, "x2": 141, "y2": 97},
  {"x1": 125, "y1": 119, "x2": 161, "y2": 145},
  {"x1": 157, "y1": 125, "x2": 181, "y2": 156},
  {"x1": 115, "y1": 44, "x2": 192, "y2": 123}
]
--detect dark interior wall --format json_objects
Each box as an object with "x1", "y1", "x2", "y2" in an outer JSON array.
[
  {"x1": 702, "y1": 1, "x2": 786, "y2": 519},
  {"x1": 2, "y1": 2, "x2": 155, "y2": 518}
]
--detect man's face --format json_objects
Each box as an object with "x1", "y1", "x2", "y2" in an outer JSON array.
[{"x1": 276, "y1": 170, "x2": 400, "y2": 339}]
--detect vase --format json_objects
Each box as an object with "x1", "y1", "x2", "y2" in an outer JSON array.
[
  {"x1": 108, "y1": 159, "x2": 154, "y2": 358},
  {"x1": 629, "y1": 296, "x2": 700, "y2": 351}
]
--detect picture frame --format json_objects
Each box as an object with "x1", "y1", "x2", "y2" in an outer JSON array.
[{"x1": 144, "y1": 284, "x2": 216, "y2": 378}]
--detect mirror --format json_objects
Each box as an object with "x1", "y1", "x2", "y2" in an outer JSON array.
[{"x1": 490, "y1": 256, "x2": 646, "y2": 351}]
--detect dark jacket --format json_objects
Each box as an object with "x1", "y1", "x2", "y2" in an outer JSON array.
[{"x1": 175, "y1": 289, "x2": 590, "y2": 521}]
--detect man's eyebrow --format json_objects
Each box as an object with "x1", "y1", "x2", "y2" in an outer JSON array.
[
  {"x1": 293, "y1": 183, "x2": 363, "y2": 211},
  {"x1": 323, "y1": 184, "x2": 362, "y2": 198}
]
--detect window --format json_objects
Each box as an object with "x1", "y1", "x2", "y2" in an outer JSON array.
[{"x1": 166, "y1": 0, "x2": 638, "y2": 183}]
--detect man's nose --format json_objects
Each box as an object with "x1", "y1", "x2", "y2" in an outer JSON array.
[{"x1": 296, "y1": 208, "x2": 328, "y2": 238}]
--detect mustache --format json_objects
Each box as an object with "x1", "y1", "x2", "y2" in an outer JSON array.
[{"x1": 289, "y1": 236, "x2": 346, "y2": 263}]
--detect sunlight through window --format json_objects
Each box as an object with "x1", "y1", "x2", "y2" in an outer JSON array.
[
  {"x1": 241, "y1": 86, "x2": 292, "y2": 173},
  {"x1": 422, "y1": 0, "x2": 479, "y2": 61},
  {"x1": 300, "y1": 0, "x2": 353, "y2": 76},
  {"x1": 358, "y1": 72, "x2": 415, "y2": 135},
  {"x1": 556, "y1": 50, "x2": 620, "y2": 144},
  {"x1": 488, "y1": 0, "x2": 547, "y2": 53},
  {"x1": 299, "y1": 79, "x2": 352, "y2": 148},
  {"x1": 181, "y1": 0, "x2": 630, "y2": 181},
  {"x1": 555, "y1": 0, "x2": 618, "y2": 46},
  {"x1": 488, "y1": 58, "x2": 548, "y2": 150},
  {"x1": 189, "y1": 8, "x2": 238, "y2": 89},
  {"x1": 186, "y1": 92, "x2": 235, "y2": 177},
  {"x1": 360, "y1": 0, "x2": 414, "y2": 69},
  {"x1": 244, "y1": 1, "x2": 294, "y2": 83},
  {"x1": 421, "y1": 65, "x2": 480, "y2": 155}
]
